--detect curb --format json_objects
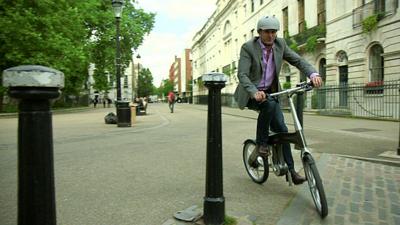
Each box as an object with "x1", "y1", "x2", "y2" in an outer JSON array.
[
  {"x1": 0, "y1": 107, "x2": 94, "y2": 118},
  {"x1": 333, "y1": 153, "x2": 400, "y2": 167}
]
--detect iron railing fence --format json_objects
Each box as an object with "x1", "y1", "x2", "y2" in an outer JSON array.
[
  {"x1": 1, "y1": 93, "x2": 90, "y2": 113},
  {"x1": 193, "y1": 93, "x2": 237, "y2": 108},
  {"x1": 308, "y1": 80, "x2": 399, "y2": 120},
  {"x1": 193, "y1": 80, "x2": 399, "y2": 121}
]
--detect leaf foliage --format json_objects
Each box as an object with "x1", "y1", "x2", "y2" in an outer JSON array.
[{"x1": 0, "y1": 0, "x2": 155, "y2": 99}]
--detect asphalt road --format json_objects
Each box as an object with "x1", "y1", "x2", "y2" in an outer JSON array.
[{"x1": 0, "y1": 103, "x2": 398, "y2": 225}]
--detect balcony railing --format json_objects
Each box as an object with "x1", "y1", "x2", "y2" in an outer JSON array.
[
  {"x1": 353, "y1": 0, "x2": 398, "y2": 27},
  {"x1": 291, "y1": 24, "x2": 326, "y2": 46}
]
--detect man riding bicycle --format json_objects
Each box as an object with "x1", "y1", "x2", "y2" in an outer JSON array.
[{"x1": 234, "y1": 16, "x2": 323, "y2": 185}]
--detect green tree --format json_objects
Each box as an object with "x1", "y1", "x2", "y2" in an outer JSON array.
[
  {"x1": 0, "y1": 1, "x2": 91, "y2": 109},
  {"x1": 88, "y1": 1, "x2": 154, "y2": 93},
  {"x1": 137, "y1": 68, "x2": 154, "y2": 97},
  {"x1": 158, "y1": 79, "x2": 174, "y2": 97},
  {"x1": 0, "y1": 0, "x2": 155, "y2": 110}
]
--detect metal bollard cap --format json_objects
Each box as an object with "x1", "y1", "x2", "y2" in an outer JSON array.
[
  {"x1": 3, "y1": 65, "x2": 64, "y2": 88},
  {"x1": 202, "y1": 72, "x2": 227, "y2": 83}
]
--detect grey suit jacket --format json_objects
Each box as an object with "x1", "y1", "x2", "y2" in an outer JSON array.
[{"x1": 234, "y1": 37, "x2": 317, "y2": 109}]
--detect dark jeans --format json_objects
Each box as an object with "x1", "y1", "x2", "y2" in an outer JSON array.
[
  {"x1": 247, "y1": 97, "x2": 295, "y2": 170},
  {"x1": 168, "y1": 102, "x2": 174, "y2": 113}
]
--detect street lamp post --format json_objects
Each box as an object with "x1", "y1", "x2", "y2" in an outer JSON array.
[
  {"x1": 112, "y1": 0, "x2": 131, "y2": 127},
  {"x1": 136, "y1": 54, "x2": 141, "y2": 99}
]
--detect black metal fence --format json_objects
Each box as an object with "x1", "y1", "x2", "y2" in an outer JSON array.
[
  {"x1": 309, "y1": 80, "x2": 399, "y2": 120},
  {"x1": 193, "y1": 93, "x2": 237, "y2": 108},
  {"x1": 193, "y1": 80, "x2": 400, "y2": 121},
  {"x1": 1, "y1": 93, "x2": 90, "y2": 113}
]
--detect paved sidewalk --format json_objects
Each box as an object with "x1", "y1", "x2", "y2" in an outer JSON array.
[
  {"x1": 181, "y1": 104, "x2": 400, "y2": 225},
  {"x1": 278, "y1": 154, "x2": 400, "y2": 225}
]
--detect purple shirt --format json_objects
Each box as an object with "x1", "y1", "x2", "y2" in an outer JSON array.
[
  {"x1": 257, "y1": 39, "x2": 275, "y2": 90},
  {"x1": 257, "y1": 39, "x2": 319, "y2": 90}
]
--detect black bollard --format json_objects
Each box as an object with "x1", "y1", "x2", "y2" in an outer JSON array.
[
  {"x1": 202, "y1": 72, "x2": 227, "y2": 225},
  {"x1": 3, "y1": 65, "x2": 63, "y2": 225}
]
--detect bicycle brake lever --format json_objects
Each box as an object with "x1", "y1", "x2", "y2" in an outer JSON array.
[
  {"x1": 296, "y1": 81, "x2": 307, "y2": 87},
  {"x1": 305, "y1": 81, "x2": 314, "y2": 90}
]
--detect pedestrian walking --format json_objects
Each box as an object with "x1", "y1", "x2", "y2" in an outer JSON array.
[{"x1": 167, "y1": 91, "x2": 175, "y2": 113}]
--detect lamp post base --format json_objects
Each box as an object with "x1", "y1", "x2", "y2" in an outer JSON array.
[{"x1": 116, "y1": 101, "x2": 131, "y2": 127}]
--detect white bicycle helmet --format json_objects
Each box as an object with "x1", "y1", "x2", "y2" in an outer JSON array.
[{"x1": 257, "y1": 16, "x2": 280, "y2": 31}]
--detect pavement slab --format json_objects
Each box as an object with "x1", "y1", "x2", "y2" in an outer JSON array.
[{"x1": 278, "y1": 154, "x2": 400, "y2": 225}]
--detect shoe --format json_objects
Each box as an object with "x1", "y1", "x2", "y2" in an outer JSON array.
[
  {"x1": 257, "y1": 145, "x2": 271, "y2": 157},
  {"x1": 291, "y1": 170, "x2": 306, "y2": 185},
  {"x1": 248, "y1": 149, "x2": 259, "y2": 168}
]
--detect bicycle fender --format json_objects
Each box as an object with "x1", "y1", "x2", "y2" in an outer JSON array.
[
  {"x1": 243, "y1": 139, "x2": 256, "y2": 145},
  {"x1": 302, "y1": 152, "x2": 315, "y2": 164}
]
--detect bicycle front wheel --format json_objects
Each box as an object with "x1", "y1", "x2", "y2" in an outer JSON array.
[
  {"x1": 242, "y1": 140, "x2": 269, "y2": 184},
  {"x1": 303, "y1": 154, "x2": 328, "y2": 218}
]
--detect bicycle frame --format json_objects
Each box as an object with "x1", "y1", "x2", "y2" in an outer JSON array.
[
  {"x1": 268, "y1": 82, "x2": 313, "y2": 160},
  {"x1": 242, "y1": 82, "x2": 329, "y2": 217}
]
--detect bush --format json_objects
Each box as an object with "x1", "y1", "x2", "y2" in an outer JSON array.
[
  {"x1": 1, "y1": 103, "x2": 18, "y2": 113},
  {"x1": 224, "y1": 216, "x2": 237, "y2": 225},
  {"x1": 362, "y1": 14, "x2": 378, "y2": 33},
  {"x1": 305, "y1": 35, "x2": 318, "y2": 52},
  {"x1": 282, "y1": 82, "x2": 291, "y2": 89}
]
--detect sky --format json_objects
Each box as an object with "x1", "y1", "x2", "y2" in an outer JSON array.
[{"x1": 135, "y1": 0, "x2": 216, "y2": 86}]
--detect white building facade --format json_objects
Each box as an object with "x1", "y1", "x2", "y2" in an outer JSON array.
[{"x1": 191, "y1": 0, "x2": 400, "y2": 119}]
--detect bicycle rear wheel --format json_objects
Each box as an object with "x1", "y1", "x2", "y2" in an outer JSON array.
[
  {"x1": 303, "y1": 154, "x2": 328, "y2": 218},
  {"x1": 242, "y1": 140, "x2": 269, "y2": 184}
]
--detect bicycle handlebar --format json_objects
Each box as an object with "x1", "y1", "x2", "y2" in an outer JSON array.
[{"x1": 269, "y1": 81, "x2": 314, "y2": 97}]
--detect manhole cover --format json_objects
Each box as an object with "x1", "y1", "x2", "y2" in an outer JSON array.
[{"x1": 341, "y1": 128, "x2": 380, "y2": 132}]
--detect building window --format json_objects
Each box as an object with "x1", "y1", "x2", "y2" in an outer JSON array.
[
  {"x1": 369, "y1": 44, "x2": 384, "y2": 82},
  {"x1": 375, "y1": 0, "x2": 386, "y2": 13},
  {"x1": 251, "y1": 0, "x2": 255, "y2": 12},
  {"x1": 298, "y1": 0, "x2": 305, "y2": 32},
  {"x1": 282, "y1": 7, "x2": 289, "y2": 37},
  {"x1": 224, "y1": 20, "x2": 232, "y2": 38},
  {"x1": 260, "y1": 0, "x2": 264, "y2": 5},
  {"x1": 317, "y1": 0, "x2": 326, "y2": 25},
  {"x1": 250, "y1": 29, "x2": 255, "y2": 38}
]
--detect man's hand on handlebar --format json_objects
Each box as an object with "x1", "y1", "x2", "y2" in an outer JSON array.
[
  {"x1": 253, "y1": 91, "x2": 267, "y2": 102},
  {"x1": 311, "y1": 75, "x2": 323, "y2": 88}
]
